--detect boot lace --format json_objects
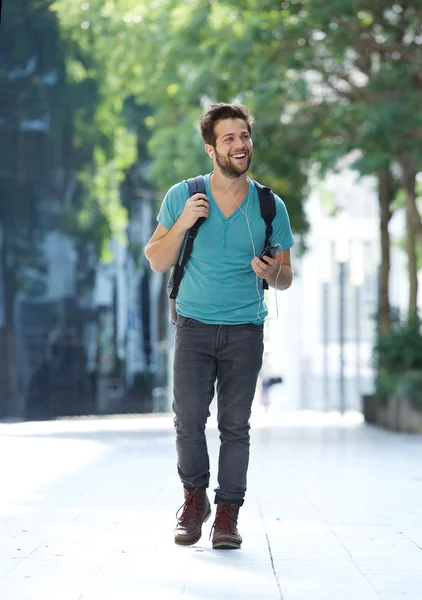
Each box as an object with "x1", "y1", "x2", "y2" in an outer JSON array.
[
  {"x1": 209, "y1": 504, "x2": 235, "y2": 539},
  {"x1": 176, "y1": 491, "x2": 201, "y2": 524}
]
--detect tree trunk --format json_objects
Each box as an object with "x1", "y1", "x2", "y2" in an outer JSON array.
[
  {"x1": 402, "y1": 159, "x2": 422, "y2": 241},
  {"x1": 378, "y1": 169, "x2": 393, "y2": 336},
  {"x1": 401, "y1": 160, "x2": 419, "y2": 319},
  {"x1": 0, "y1": 240, "x2": 21, "y2": 418},
  {"x1": 406, "y1": 198, "x2": 419, "y2": 319}
]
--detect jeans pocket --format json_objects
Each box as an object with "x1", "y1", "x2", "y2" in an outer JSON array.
[
  {"x1": 244, "y1": 323, "x2": 264, "y2": 332},
  {"x1": 177, "y1": 316, "x2": 193, "y2": 328}
]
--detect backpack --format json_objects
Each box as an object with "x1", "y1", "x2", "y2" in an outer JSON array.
[{"x1": 167, "y1": 175, "x2": 276, "y2": 324}]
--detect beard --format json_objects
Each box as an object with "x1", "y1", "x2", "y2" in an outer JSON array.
[{"x1": 214, "y1": 148, "x2": 252, "y2": 179}]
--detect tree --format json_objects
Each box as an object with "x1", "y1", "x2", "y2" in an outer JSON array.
[
  {"x1": 272, "y1": 0, "x2": 422, "y2": 320},
  {"x1": 50, "y1": 0, "x2": 310, "y2": 237}
]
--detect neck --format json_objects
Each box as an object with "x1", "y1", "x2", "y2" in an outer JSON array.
[{"x1": 210, "y1": 170, "x2": 249, "y2": 196}]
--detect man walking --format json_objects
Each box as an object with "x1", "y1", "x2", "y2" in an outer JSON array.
[{"x1": 144, "y1": 103, "x2": 294, "y2": 549}]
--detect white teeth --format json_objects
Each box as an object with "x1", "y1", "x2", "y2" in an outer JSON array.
[{"x1": 233, "y1": 153, "x2": 246, "y2": 158}]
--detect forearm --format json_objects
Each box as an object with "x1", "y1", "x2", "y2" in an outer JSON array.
[
  {"x1": 266, "y1": 265, "x2": 293, "y2": 290},
  {"x1": 144, "y1": 221, "x2": 188, "y2": 274}
]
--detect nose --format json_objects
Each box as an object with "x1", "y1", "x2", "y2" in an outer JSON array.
[{"x1": 233, "y1": 142, "x2": 248, "y2": 152}]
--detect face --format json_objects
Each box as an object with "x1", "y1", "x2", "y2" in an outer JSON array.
[{"x1": 207, "y1": 118, "x2": 253, "y2": 179}]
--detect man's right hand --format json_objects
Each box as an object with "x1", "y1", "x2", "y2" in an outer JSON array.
[{"x1": 178, "y1": 193, "x2": 209, "y2": 230}]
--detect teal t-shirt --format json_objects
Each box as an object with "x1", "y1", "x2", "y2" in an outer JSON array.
[{"x1": 157, "y1": 173, "x2": 294, "y2": 325}]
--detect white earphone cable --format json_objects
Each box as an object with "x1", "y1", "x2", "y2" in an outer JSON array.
[{"x1": 221, "y1": 177, "x2": 281, "y2": 322}]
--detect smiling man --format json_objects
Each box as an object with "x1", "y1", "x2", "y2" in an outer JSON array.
[{"x1": 144, "y1": 103, "x2": 294, "y2": 550}]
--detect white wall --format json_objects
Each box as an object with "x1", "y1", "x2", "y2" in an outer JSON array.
[{"x1": 266, "y1": 167, "x2": 382, "y2": 413}]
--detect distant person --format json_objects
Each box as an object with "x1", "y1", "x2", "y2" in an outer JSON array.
[
  {"x1": 260, "y1": 374, "x2": 284, "y2": 410},
  {"x1": 145, "y1": 103, "x2": 294, "y2": 549}
]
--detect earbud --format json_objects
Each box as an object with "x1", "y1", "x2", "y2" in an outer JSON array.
[{"x1": 209, "y1": 152, "x2": 213, "y2": 158}]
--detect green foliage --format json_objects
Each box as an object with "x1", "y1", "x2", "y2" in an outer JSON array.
[
  {"x1": 49, "y1": 0, "x2": 139, "y2": 265},
  {"x1": 373, "y1": 312, "x2": 422, "y2": 396},
  {"x1": 47, "y1": 0, "x2": 420, "y2": 248},
  {"x1": 139, "y1": 0, "x2": 311, "y2": 234},
  {"x1": 49, "y1": 0, "x2": 311, "y2": 235},
  {"x1": 136, "y1": 0, "x2": 422, "y2": 238},
  {"x1": 396, "y1": 370, "x2": 422, "y2": 412}
]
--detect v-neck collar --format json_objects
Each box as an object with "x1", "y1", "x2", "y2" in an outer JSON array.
[{"x1": 205, "y1": 173, "x2": 252, "y2": 221}]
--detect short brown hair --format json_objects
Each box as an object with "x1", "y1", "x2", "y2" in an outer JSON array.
[{"x1": 200, "y1": 103, "x2": 255, "y2": 146}]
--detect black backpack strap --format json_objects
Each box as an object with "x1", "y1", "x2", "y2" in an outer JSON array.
[
  {"x1": 253, "y1": 180, "x2": 276, "y2": 290},
  {"x1": 169, "y1": 176, "x2": 206, "y2": 300}
]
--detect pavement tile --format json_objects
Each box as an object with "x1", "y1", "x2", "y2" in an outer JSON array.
[
  {"x1": 379, "y1": 596, "x2": 422, "y2": 600},
  {"x1": 275, "y1": 559, "x2": 379, "y2": 599},
  {"x1": 1, "y1": 413, "x2": 422, "y2": 599}
]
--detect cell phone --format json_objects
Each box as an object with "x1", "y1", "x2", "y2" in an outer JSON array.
[{"x1": 259, "y1": 245, "x2": 278, "y2": 263}]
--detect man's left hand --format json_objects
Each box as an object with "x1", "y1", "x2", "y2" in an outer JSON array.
[{"x1": 251, "y1": 256, "x2": 279, "y2": 280}]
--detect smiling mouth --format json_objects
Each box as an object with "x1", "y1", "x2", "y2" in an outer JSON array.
[{"x1": 231, "y1": 153, "x2": 247, "y2": 159}]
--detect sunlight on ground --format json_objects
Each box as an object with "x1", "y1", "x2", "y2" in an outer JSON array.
[
  {"x1": 0, "y1": 409, "x2": 364, "y2": 438},
  {"x1": 250, "y1": 409, "x2": 364, "y2": 428},
  {"x1": 0, "y1": 434, "x2": 108, "y2": 518}
]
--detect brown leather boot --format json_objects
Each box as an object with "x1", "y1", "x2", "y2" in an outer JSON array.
[
  {"x1": 174, "y1": 486, "x2": 211, "y2": 546},
  {"x1": 211, "y1": 502, "x2": 243, "y2": 549}
]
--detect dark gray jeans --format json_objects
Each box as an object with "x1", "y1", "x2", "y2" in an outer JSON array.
[{"x1": 173, "y1": 316, "x2": 264, "y2": 506}]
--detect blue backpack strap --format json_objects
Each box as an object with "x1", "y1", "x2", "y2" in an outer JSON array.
[
  {"x1": 253, "y1": 181, "x2": 276, "y2": 290},
  {"x1": 169, "y1": 176, "x2": 206, "y2": 300}
]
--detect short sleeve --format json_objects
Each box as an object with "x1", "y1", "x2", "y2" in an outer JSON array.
[
  {"x1": 157, "y1": 181, "x2": 189, "y2": 230},
  {"x1": 270, "y1": 195, "x2": 294, "y2": 251}
]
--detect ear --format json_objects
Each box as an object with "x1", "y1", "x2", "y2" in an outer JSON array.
[{"x1": 205, "y1": 144, "x2": 214, "y2": 159}]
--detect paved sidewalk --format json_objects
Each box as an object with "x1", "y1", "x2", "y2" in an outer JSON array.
[{"x1": 1, "y1": 410, "x2": 422, "y2": 600}]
